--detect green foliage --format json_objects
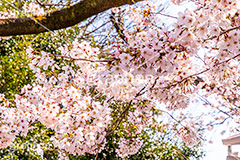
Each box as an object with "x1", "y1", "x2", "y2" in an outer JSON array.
[
  {"x1": 134, "y1": 126, "x2": 204, "y2": 160},
  {"x1": 68, "y1": 124, "x2": 204, "y2": 160},
  {"x1": 0, "y1": 37, "x2": 34, "y2": 99}
]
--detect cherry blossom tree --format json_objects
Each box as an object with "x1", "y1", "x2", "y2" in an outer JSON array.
[{"x1": 1, "y1": 0, "x2": 240, "y2": 159}]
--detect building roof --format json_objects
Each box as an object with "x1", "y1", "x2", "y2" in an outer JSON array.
[{"x1": 222, "y1": 134, "x2": 240, "y2": 145}]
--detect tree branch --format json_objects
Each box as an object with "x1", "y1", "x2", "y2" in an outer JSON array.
[
  {"x1": 110, "y1": 8, "x2": 126, "y2": 42},
  {"x1": 204, "y1": 25, "x2": 240, "y2": 42},
  {"x1": 52, "y1": 54, "x2": 118, "y2": 63},
  {"x1": 36, "y1": 0, "x2": 70, "y2": 7},
  {"x1": 106, "y1": 85, "x2": 146, "y2": 136},
  {"x1": 155, "y1": 53, "x2": 240, "y2": 90},
  {"x1": 0, "y1": 0, "x2": 143, "y2": 36}
]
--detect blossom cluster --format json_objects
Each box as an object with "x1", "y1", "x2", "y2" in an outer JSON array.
[
  {"x1": 0, "y1": 94, "x2": 30, "y2": 149},
  {"x1": 116, "y1": 138, "x2": 143, "y2": 158},
  {"x1": 23, "y1": 3, "x2": 45, "y2": 16},
  {"x1": 14, "y1": 43, "x2": 114, "y2": 155}
]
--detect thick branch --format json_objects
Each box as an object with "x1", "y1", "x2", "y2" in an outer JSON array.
[{"x1": 0, "y1": 0, "x2": 143, "y2": 36}]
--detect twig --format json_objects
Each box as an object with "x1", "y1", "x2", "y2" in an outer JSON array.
[
  {"x1": 106, "y1": 86, "x2": 146, "y2": 136},
  {"x1": 80, "y1": 15, "x2": 98, "y2": 36},
  {"x1": 155, "y1": 12, "x2": 178, "y2": 19},
  {"x1": 36, "y1": 0, "x2": 70, "y2": 7},
  {"x1": 52, "y1": 54, "x2": 118, "y2": 63},
  {"x1": 205, "y1": 25, "x2": 240, "y2": 41},
  {"x1": 107, "y1": 96, "x2": 114, "y2": 103},
  {"x1": 157, "y1": 109, "x2": 187, "y2": 129},
  {"x1": 197, "y1": 94, "x2": 236, "y2": 122},
  {"x1": 174, "y1": 148, "x2": 189, "y2": 160},
  {"x1": 152, "y1": 53, "x2": 240, "y2": 90},
  {"x1": 83, "y1": 20, "x2": 111, "y2": 37}
]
